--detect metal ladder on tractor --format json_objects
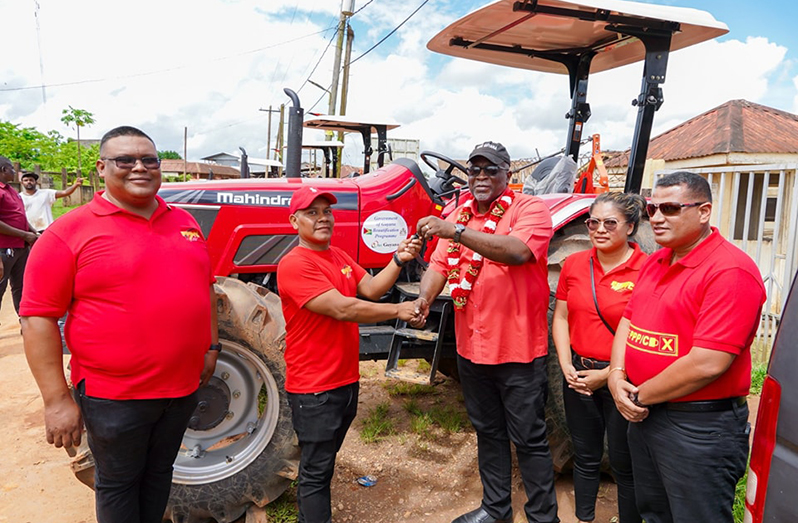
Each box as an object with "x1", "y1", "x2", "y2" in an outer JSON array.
[{"x1": 384, "y1": 282, "x2": 452, "y2": 385}]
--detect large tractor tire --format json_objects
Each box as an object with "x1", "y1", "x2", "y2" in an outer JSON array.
[
  {"x1": 544, "y1": 215, "x2": 658, "y2": 472},
  {"x1": 65, "y1": 277, "x2": 299, "y2": 523}
]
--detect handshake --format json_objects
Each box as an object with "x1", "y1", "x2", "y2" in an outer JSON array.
[{"x1": 395, "y1": 297, "x2": 430, "y2": 327}]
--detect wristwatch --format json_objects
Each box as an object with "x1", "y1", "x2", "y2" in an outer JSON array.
[
  {"x1": 629, "y1": 392, "x2": 648, "y2": 408},
  {"x1": 453, "y1": 223, "x2": 466, "y2": 243},
  {"x1": 209, "y1": 343, "x2": 222, "y2": 353}
]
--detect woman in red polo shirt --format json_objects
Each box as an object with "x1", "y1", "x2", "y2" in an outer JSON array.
[{"x1": 552, "y1": 191, "x2": 647, "y2": 523}]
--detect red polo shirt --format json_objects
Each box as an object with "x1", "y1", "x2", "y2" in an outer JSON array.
[
  {"x1": 20, "y1": 193, "x2": 215, "y2": 400},
  {"x1": 277, "y1": 245, "x2": 367, "y2": 393},
  {"x1": 0, "y1": 180, "x2": 28, "y2": 248},
  {"x1": 556, "y1": 243, "x2": 647, "y2": 360},
  {"x1": 623, "y1": 228, "x2": 766, "y2": 401},
  {"x1": 430, "y1": 194, "x2": 553, "y2": 364}
]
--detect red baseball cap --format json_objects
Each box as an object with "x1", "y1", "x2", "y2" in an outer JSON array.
[{"x1": 288, "y1": 186, "x2": 338, "y2": 215}]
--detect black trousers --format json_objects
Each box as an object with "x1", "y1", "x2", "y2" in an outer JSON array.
[
  {"x1": 76, "y1": 385, "x2": 198, "y2": 523},
  {"x1": 563, "y1": 379, "x2": 639, "y2": 522},
  {"x1": 628, "y1": 402, "x2": 750, "y2": 523},
  {"x1": 0, "y1": 246, "x2": 29, "y2": 315},
  {"x1": 458, "y1": 355, "x2": 559, "y2": 523},
  {"x1": 288, "y1": 382, "x2": 359, "y2": 523}
]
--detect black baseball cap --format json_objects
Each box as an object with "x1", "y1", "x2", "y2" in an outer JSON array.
[
  {"x1": 20, "y1": 171, "x2": 39, "y2": 181},
  {"x1": 468, "y1": 141, "x2": 510, "y2": 166}
]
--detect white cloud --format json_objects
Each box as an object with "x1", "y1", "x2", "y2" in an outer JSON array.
[{"x1": 1, "y1": 0, "x2": 795, "y2": 170}]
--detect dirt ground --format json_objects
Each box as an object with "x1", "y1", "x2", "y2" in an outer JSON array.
[{"x1": 0, "y1": 289, "x2": 759, "y2": 523}]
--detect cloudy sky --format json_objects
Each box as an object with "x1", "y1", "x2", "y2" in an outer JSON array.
[{"x1": 1, "y1": 0, "x2": 796, "y2": 168}]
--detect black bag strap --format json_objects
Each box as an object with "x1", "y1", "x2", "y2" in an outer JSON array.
[{"x1": 590, "y1": 257, "x2": 616, "y2": 336}]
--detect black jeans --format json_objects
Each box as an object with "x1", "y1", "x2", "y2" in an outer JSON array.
[
  {"x1": 288, "y1": 382, "x2": 359, "y2": 523},
  {"x1": 628, "y1": 402, "x2": 750, "y2": 523},
  {"x1": 458, "y1": 355, "x2": 559, "y2": 523},
  {"x1": 0, "y1": 246, "x2": 29, "y2": 315},
  {"x1": 76, "y1": 384, "x2": 198, "y2": 523},
  {"x1": 563, "y1": 376, "x2": 639, "y2": 522}
]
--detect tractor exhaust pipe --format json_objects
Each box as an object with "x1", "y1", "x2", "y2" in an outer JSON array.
[{"x1": 283, "y1": 88, "x2": 303, "y2": 178}]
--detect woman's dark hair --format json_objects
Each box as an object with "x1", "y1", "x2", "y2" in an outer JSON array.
[{"x1": 590, "y1": 191, "x2": 647, "y2": 236}]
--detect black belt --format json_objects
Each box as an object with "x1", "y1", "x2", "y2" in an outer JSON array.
[
  {"x1": 572, "y1": 351, "x2": 610, "y2": 370},
  {"x1": 665, "y1": 396, "x2": 747, "y2": 412}
]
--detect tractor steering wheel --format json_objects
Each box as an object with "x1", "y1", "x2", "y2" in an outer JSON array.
[{"x1": 420, "y1": 151, "x2": 468, "y2": 187}]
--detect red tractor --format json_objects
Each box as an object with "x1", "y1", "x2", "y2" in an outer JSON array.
[{"x1": 65, "y1": 1, "x2": 728, "y2": 521}]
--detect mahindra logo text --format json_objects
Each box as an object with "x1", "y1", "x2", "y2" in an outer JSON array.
[{"x1": 216, "y1": 192, "x2": 292, "y2": 206}]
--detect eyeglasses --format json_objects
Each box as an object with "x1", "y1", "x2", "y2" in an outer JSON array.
[
  {"x1": 466, "y1": 165, "x2": 507, "y2": 177},
  {"x1": 585, "y1": 218, "x2": 625, "y2": 231},
  {"x1": 646, "y1": 201, "x2": 706, "y2": 217},
  {"x1": 101, "y1": 156, "x2": 161, "y2": 169}
]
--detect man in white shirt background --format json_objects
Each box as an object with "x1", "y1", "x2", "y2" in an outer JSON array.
[{"x1": 19, "y1": 172, "x2": 83, "y2": 232}]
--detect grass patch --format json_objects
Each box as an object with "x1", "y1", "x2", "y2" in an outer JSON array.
[
  {"x1": 384, "y1": 382, "x2": 438, "y2": 397},
  {"x1": 733, "y1": 465, "x2": 749, "y2": 523},
  {"x1": 417, "y1": 359, "x2": 432, "y2": 373},
  {"x1": 360, "y1": 402, "x2": 395, "y2": 443},
  {"x1": 403, "y1": 398, "x2": 423, "y2": 416},
  {"x1": 750, "y1": 363, "x2": 767, "y2": 395},
  {"x1": 410, "y1": 412, "x2": 434, "y2": 438},
  {"x1": 428, "y1": 404, "x2": 467, "y2": 433},
  {"x1": 52, "y1": 199, "x2": 81, "y2": 220},
  {"x1": 264, "y1": 482, "x2": 298, "y2": 523}
]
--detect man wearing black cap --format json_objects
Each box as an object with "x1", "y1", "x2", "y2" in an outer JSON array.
[
  {"x1": 413, "y1": 142, "x2": 558, "y2": 523},
  {"x1": 19, "y1": 172, "x2": 84, "y2": 232},
  {"x1": 277, "y1": 185, "x2": 422, "y2": 523}
]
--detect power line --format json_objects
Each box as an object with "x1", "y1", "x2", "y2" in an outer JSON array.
[
  {"x1": 349, "y1": 0, "x2": 430, "y2": 65},
  {"x1": 352, "y1": 0, "x2": 375, "y2": 16},
  {"x1": 0, "y1": 27, "x2": 334, "y2": 93}
]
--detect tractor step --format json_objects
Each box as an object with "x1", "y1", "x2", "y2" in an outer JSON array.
[{"x1": 393, "y1": 327, "x2": 439, "y2": 342}]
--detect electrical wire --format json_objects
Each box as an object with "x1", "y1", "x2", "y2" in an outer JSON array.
[
  {"x1": 352, "y1": 0, "x2": 375, "y2": 16},
  {"x1": 349, "y1": 0, "x2": 430, "y2": 65},
  {"x1": 0, "y1": 26, "x2": 334, "y2": 93}
]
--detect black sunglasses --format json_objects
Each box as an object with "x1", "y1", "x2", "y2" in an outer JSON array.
[
  {"x1": 102, "y1": 156, "x2": 161, "y2": 169},
  {"x1": 585, "y1": 218, "x2": 625, "y2": 231},
  {"x1": 646, "y1": 201, "x2": 706, "y2": 217},
  {"x1": 466, "y1": 165, "x2": 507, "y2": 177}
]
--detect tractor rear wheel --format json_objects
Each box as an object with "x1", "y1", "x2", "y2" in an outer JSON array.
[{"x1": 65, "y1": 277, "x2": 299, "y2": 523}]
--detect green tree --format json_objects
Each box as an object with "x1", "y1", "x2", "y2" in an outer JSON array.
[
  {"x1": 158, "y1": 150, "x2": 182, "y2": 160},
  {"x1": 0, "y1": 121, "x2": 62, "y2": 170},
  {"x1": 60, "y1": 106, "x2": 95, "y2": 173}
]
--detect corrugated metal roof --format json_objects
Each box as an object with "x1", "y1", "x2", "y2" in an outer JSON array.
[
  {"x1": 160, "y1": 159, "x2": 241, "y2": 178},
  {"x1": 607, "y1": 99, "x2": 798, "y2": 167}
]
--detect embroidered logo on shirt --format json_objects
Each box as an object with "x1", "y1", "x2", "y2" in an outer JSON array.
[
  {"x1": 341, "y1": 265, "x2": 353, "y2": 278},
  {"x1": 611, "y1": 280, "x2": 635, "y2": 292},
  {"x1": 181, "y1": 229, "x2": 201, "y2": 242},
  {"x1": 627, "y1": 323, "x2": 678, "y2": 356}
]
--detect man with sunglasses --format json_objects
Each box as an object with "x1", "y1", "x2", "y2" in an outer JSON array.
[
  {"x1": 608, "y1": 171, "x2": 766, "y2": 523},
  {"x1": 413, "y1": 142, "x2": 558, "y2": 523},
  {"x1": 21, "y1": 126, "x2": 218, "y2": 523}
]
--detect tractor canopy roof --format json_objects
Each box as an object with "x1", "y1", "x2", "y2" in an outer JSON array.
[
  {"x1": 303, "y1": 115, "x2": 400, "y2": 133},
  {"x1": 427, "y1": 0, "x2": 728, "y2": 74}
]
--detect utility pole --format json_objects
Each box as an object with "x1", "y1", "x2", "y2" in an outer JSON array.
[
  {"x1": 259, "y1": 106, "x2": 281, "y2": 160},
  {"x1": 326, "y1": 1, "x2": 356, "y2": 141},
  {"x1": 276, "y1": 104, "x2": 285, "y2": 177},
  {"x1": 338, "y1": 24, "x2": 355, "y2": 174}
]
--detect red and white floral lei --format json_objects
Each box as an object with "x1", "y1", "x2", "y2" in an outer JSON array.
[{"x1": 447, "y1": 188, "x2": 515, "y2": 310}]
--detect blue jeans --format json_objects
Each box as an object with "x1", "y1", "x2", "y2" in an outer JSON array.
[
  {"x1": 628, "y1": 402, "x2": 750, "y2": 523},
  {"x1": 288, "y1": 382, "x2": 359, "y2": 523},
  {"x1": 458, "y1": 355, "x2": 559, "y2": 523},
  {"x1": 76, "y1": 383, "x2": 198, "y2": 523}
]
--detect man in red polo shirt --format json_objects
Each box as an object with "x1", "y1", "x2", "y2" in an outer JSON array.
[
  {"x1": 277, "y1": 185, "x2": 422, "y2": 523},
  {"x1": 413, "y1": 142, "x2": 558, "y2": 523},
  {"x1": 608, "y1": 171, "x2": 766, "y2": 523},
  {"x1": 0, "y1": 156, "x2": 39, "y2": 316},
  {"x1": 21, "y1": 126, "x2": 218, "y2": 523}
]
